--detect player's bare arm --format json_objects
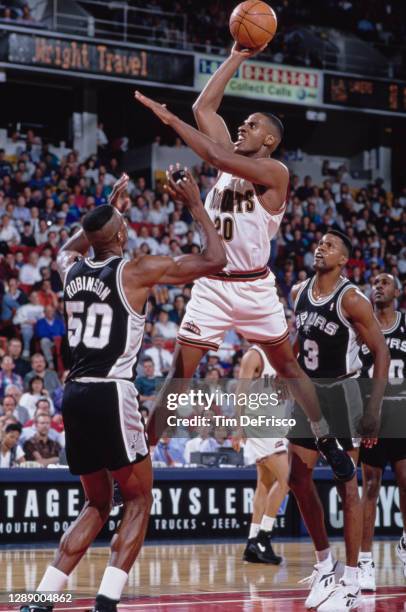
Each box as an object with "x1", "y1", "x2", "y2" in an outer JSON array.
[
  {"x1": 341, "y1": 288, "x2": 390, "y2": 436},
  {"x1": 134, "y1": 91, "x2": 289, "y2": 213},
  {"x1": 122, "y1": 168, "x2": 227, "y2": 313},
  {"x1": 56, "y1": 173, "x2": 130, "y2": 280},
  {"x1": 193, "y1": 44, "x2": 265, "y2": 149}
]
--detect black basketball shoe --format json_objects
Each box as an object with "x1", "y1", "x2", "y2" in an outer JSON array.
[
  {"x1": 242, "y1": 538, "x2": 261, "y2": 563},
  {"x1": 254, "y1": 530, "x2": 282, "y2": 565},
  {"x1": 91, "y1": 594, "x2": 119, "y2": 612},
  {"x1": 316, "y1": 437, "x2": 356, "y2": 483}
]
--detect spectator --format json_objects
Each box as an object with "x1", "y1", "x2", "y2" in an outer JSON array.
[
  {"x1": 13, "y1": 291, "x2": 44, "y2": 357},
  {"x1": 144, "y1": 335, "x2": 172, "y2": 377},
  {"x1": 36, "y1": 280, "x2": 58, "y2": 308},
  {"x1": 0, "y1": 214, "x2": 20, "y2": 245},
  {"x1": 23, "y1": 413, "x2": 61, "y2": 466},
  {"x1": 0, "y1": 423, "x2": 25, "y2": 468},
  {"x1": 1, "y1": 278, "x2": 28, "y2": 327},
  {"x1": 0, "y1": 394, "x2": 29, "y2": 426},
  {"x1": 52, "y1": 370, "x2": 68, "y2": 414},
  {"x1": 20, "y1": 399, "x2": 63, "y2": 445},
  {"x1": 34, "y1": 305, "x2": 65, "y2": 368},
  {"x1": 183, "y1": 425, "x2": 213, "y2": 463},
  {"x1": 154, "y1": 309, "x2": 178, "y2": 339},
  {"x1": 20, "y1": 375, "x2": 55, "y2": 419},
  {"x1": 0, "y1": 356, "x2": 23, "y2": 400},
  {"x1": 152, "y1": 432, "x2": 186, "y2": 466},
  {"x1": 8, "y1": 338, "x2": 31, "y2": 378},
  {"x1": 24, "y1": 353, "x2": 61, "y2": 395},
  {"x1": 137, "y1": 358, "x2": 158, "y2": 409},
  {"x1": 169, "y1": 295, "x2": 186, "y2": 325},
  {"x1": 19, "y1": 251, "x2": 42, "y2": 287}
]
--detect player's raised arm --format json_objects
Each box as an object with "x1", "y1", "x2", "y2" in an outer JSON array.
[
  {"x1": 341, "y1": 288, "x2": 390, "y2": 436},
  {"x1": 193, "y1": 44, "x2": 264, "y2": 149},
  {"x1": 128, "y1": 167, "x2": 227, "y2": 287},
  {"x1": 134, "y1": 91, "x2": 288, "y2": 198}
]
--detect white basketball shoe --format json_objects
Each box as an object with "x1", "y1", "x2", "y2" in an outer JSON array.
[
  {"x1": 317, "y1": 579, "x2": 361, "y2": 610},
  {"x1": 358, "y1": 559, "x2": 376, "y2": 591},
  {"x1": 299, "y1": 561, "x2": 337, "y2": 609}
]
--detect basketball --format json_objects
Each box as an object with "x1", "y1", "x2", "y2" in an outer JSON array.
[{"x1": 229, "y1": 1, "x2": 278, "y2": 49}]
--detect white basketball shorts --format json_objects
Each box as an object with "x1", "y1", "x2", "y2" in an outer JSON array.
[
  {"x1": 178, "y1": 271, "x2": 289, "y2": 351},
  {"x1": 244, "y1": 437, "x2": 288, "y2": 465}
]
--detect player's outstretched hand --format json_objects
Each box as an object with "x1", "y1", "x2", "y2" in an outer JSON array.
[
  {"x1": 231, "y1": 41, "x2": 268, "y2": 59},
  {"x1": 165, "y1": 164, "x2": 202, "y2": 209},
  {"x1": 109, "y1": 173, "x2": 130, "y2": 213},
  {"x1": 134, "y1": 90, "x2": 174, "y2": 125}
]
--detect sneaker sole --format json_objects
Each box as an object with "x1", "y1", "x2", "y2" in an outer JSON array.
[
  {"x1": 255, "y1": 553, "x2": 282, "y2": 565},
  {"x1": 243, "y1": 553, "x2": 263, "y2": 563}
]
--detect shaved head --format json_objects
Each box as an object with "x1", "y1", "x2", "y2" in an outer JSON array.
[
  {"x1": 82, "y1": 205, "x2": 126, "y2": 250},
  {"x1": 259, "y1": 113, "x2": 284, "y2": 144}
]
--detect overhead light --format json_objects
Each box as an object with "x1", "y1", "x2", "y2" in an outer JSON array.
[{"x1": 306, "y1": 110, "x2": 327, "y2": 122}]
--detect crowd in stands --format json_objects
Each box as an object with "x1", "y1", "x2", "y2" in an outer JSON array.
[{"x1": 0, "y1": 127, "x2": 404, "y2": 468}]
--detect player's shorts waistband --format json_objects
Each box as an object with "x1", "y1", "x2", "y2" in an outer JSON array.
[
  {"x1": 207, "y1": 266, "x2": 270, "y2": 282},
  {"x1": 314, "y1": 371, "x2": 360, "y2": 388},
  {"x1": 71, "y1": 376, "x2": 135, "y2": 386}
]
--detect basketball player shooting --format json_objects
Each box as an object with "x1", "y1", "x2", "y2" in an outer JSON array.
[
  {"x1": 21, "y1": 172, "x2": 226, "y2": 612},
  {"x1": 135, "y1": 44, "x2": 355, "y2": 482}
]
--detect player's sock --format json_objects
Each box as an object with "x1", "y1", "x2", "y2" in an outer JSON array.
[
  {"x1": 342, "y1": 565, "x2": 358, "y2": 586},
  {"x1": 310, "y1": 416, "x2": 329, "y2": 439},
  {"x1": 260, "y1": 515, "x2": 275, "y2": 532},
  {"x1": 359, "y1": 551, "x2": 373, "y2": 561},
  {"x1": 98, "y1": 566, "x2": 128, "y2": 601},
  {"x1": 248, "y1": 523, "x2": 261, "y2": 539},
  {"x1": 315, "y1": 549, "x2": 333, "y2": 566},
  {"x1": 37, "y1": 566, "x2": 68, "y2": 592}
]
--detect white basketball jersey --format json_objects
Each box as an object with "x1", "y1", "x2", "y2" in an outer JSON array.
[
  {"x1": 205, "y1": 172, "x2": 286, "y2": 272},
  {"x1": 250, "y1": 345, "x2": 276, "y2": 379}
]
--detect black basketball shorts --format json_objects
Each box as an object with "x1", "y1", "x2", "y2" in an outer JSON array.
[
  {"x1": 287, "y1": 378, "x2": 363, "y2": 452},
  {"x1": 360, "y1": 439, "x2": 406, "y2": 470},
  {"x1": 62, "y1": 379, "x2": 149, "y2": 475}
]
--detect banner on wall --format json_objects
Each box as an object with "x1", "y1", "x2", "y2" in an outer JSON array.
[
  {"x1": 7, "y1": 33, "x2": 194, "y2": 86},
  {"x1": 0, "y1": 472, "x2": 297, "y2": 543},
  {"x1": 195, "y1": 54, "x2": 323, "y2": 106}
]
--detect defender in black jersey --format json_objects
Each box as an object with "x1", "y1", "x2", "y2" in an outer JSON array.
[
  {"x1": 359, "y1": 274, "x2": 406, "y2": 590},
  {"x1": 25, "y1": 171, "x2": 226, "y2": 612},
  {"x1": 288, "y1": 231, "x2": 389, "y2": 611}
]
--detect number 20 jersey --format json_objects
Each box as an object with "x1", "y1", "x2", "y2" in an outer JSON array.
[
  {"x1": 205, "y1": 172, "x2": 286, "y2": 272},
  {"x1": 294, "y1": 276, "x2": 362, "y2": 378},
  {"x1": 64, "y1": 256, "x2": 145, "y2": 382}
]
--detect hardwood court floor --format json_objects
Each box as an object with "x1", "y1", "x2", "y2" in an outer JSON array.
[{"x1": 1, "y1": 540, "x2": 406, "y2": 610}]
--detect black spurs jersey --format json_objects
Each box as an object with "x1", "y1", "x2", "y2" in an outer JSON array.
[
  {"x1": 64, "y1": 256, "x2": 145, "y2": 382},
  {"x1": 360, "y1": 311, "x2": 406, "y2": 382},
  {"x1": 295, "y1": 276, "x2": 362, "y2": 379}
]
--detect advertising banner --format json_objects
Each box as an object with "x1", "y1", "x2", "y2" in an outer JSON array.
[
  {"x1": 7, "y1": 33, "x2": 194, "y2": 86},
  {"x1": 0, "y1": 469, "x2": 297, "y2": 543},
  {"x1": 195, "y1": 54, "x2": 323, "y2": 106}
]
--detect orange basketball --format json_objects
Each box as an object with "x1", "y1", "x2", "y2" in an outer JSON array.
[{"x1": 229, "y1": 1, "x2": 277, "y2": 49}]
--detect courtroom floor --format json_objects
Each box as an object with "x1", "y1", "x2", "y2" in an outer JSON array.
[{"x1": 1, "y1": 540, "x2": 406, "y2": 610}]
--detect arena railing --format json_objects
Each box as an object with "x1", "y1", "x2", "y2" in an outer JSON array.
[{"x1": 0, "y1": 1, "x2": 404, "y2": 80}]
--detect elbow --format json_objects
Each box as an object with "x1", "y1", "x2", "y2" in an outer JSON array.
[
  {"x1": 192, "y1": 102, "x2": 202, "y2": 119},
  {"x1": 208, "y1": 252, "x2": 227, "y2": 274}
]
